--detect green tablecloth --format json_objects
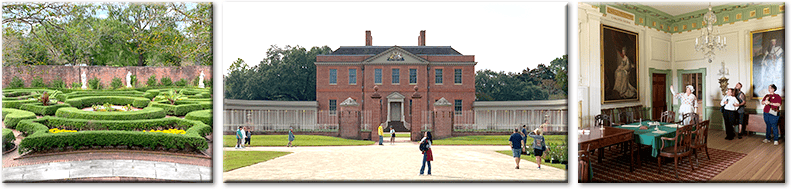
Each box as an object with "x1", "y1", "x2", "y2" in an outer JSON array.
[{"x1": 615, "y1": 122, "x2": 678, "y2": 157}]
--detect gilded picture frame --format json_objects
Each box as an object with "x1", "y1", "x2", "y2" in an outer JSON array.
[
  {"x1": 601, "y1": 24, "x2": 639, "y2": 104},
  {"x1": 750, "y1": 27, "x2": 784, "y2": 100}
]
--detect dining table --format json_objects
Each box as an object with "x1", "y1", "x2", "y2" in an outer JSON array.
[
  {"x1": 614, "y1": 121, "x2": 682, "y2": 158},
  {"x1": 578, "y1": 126, "x2": 635, "y2": 172}
]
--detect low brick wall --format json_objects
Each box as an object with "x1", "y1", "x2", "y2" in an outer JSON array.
[{"x1": 3, "y1": 65, "x2": 212, "y2": 88}]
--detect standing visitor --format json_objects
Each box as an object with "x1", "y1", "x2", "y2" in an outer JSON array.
[
  {"x1": 245, "y1": 126, "x2": 253, "y2": 146},
  {"x1": 529, "y1": 128, "x2": 549, "y2": 169},
  {"x1": 671, "y1": 85, "x2": 698, "y2": 125},
  {"x1": 509, "y1": 128, "x2": 525, "y2": 169},
  {"x1": 520, "y1": 125, "x2": 528, "y2": 154},
  {"x1": 540, "y1": 119, "x2": 551, "y2": 132},
  {"x1": 378, "y1": 125, "x2": 384, "y2": 145},
  {"x1": 287, "y1": 127, "x2": 295, "y2": 147},
  {"x1": 390, "y1": 127, "x2": 396, "y2": 145},
  {"x1": 419, "y1": 131, "x2": 433, "y2": 175},
  {"x1": 734, "y1": 82, "x2": 747, "y2": 139},
  {"x1": 721, "y1": 88, "x2": 739, "y2": 140},
  {"x1": 235, "y1": 126, "x2": 243, "y2": 149},
  {"x1": 238, "y1": 126, "x2": 246, "y2": 149},
  {"x1": 762, "y1": 84, "x2": 782, "y2": 145}
]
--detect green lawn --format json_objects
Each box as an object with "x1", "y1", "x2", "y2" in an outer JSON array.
[
  {"x1": 432, "y1": 135, "x2": 567, "y2": 145},
  {"x1": 223, "y1": 151, "x2": 291, "y2": 172},
  {"x1": 394, "y1": 133, "x2": 411, "y2": 137},
  {"x1": 223, "y1": 135, "x2": 375, "y2": 147},
  {"x1": 495, "y1": 150, "x2": 567, "y2": 170}
]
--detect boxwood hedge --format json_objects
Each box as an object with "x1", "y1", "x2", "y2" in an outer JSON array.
[
  {"x1": 65, "y1": 96, "x2": 150, "y2": 108},
  {"x1": 63, "y1": 90, "x2": 145, "y2": 99},
  {"x1": 148, "y1": 101, "x2": 206, "y2": 116},
  {"x1": 19, "y1": 103, "x2": 72, "y2": 115},
  {"x1": 2, "y1": 128, "x2": 14, "y2": 151},
  {"x1": 1, "y1": 100, "x2": 38, "y2": 109},
  {"x1": 143, "y1": 90, "x2": 161, "y2": 99},
  {"x1": 1, "y1": 108, "x2": 36, "y2": 129},
  {"x1": 15, "y1": 117, "x2": 211, "y2": 154},
  {"x1": 55, "y1": 107, "x2": 166, "y2": 120},
  {"x1": 185, "y1": 109, "x2": 212, "y2": 127}
]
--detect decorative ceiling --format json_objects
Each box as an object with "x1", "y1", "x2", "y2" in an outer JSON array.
[{"x1": 595, "y1": 2, "x2": 784, "y2": 34}]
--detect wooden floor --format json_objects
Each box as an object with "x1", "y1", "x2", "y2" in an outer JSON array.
[{"x1": 707, "y1": 129, "x2": 784, "y2": 182}]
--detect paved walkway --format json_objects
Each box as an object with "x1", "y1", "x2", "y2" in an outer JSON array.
[
  {"x1": 2, "y1": 159, "x2": 211, "y2": 182},
  {"x1": 223, "y1": 142, "x2": 567, "y2": 182}
]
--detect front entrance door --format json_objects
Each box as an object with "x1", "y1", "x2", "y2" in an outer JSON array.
[
  {"x1": 389, "y1": 102, "x2": 402, "y2": 121},
  {"x1": 652, "y1": 73, "x2": 667, "y2": 121}
]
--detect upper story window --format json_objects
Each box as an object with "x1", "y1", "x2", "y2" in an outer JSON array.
[
  {"x1": 374, "y1": 69, "x2": 382, "y2": 84},
  {"x1": 435, "y1": 69, "x2": 443, "y2": 84},
  {"x1": 349, "y1": 69, "x2": 357, "y2": 85},
  {"x1": 454, "y1": 69, "x2": 462, "y2": 84},
  {"x1": 329, "y1": 69, "x2": 337, "y2": 85},
  {"x1": 409, "y1": 69, "x2": 417, "y2": 84},
  {"x1": 392, "y1": 68, "x2": 400, "y2": 84}
]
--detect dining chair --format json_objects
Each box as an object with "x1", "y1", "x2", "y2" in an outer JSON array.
[
  {"x1": 579, "y1": 150, "x2": 592, "y2": 183},
  {"x1": 691, "y1": 120, "x2": 711, "y2": 166},
  {"x1": 681, "y1": 113, "x2": 699, "y2": 126},
  {"x1": 632, "y1": 106, "x2": 646, "y2": 122},
  {"x1": 658, "y1": 123, "x2": 696, "y2": 178},
  {"x1": 619, "y1": 111, "x2": 635, "y2": 125},
  {"x1": 594, "y1": 114, "x2": 611, "y2": 127},
  {"x1": 660, "y1": 111, "x2": 676, "y2": 123}
]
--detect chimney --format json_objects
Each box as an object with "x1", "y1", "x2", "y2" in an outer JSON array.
[
  {"x1": 418, "y1": 30, "x2": 426, "y2": 46},
  {"x1": 365, "y1": 30, "x2": 372, "y2": 46}
]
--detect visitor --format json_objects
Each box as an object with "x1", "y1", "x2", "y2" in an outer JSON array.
[
  {"x1": 734, "y1": 82, "x2": 747, "y2": 139},
  {"x1": 761, "y1": 84, "x2": 782, "y2": 145},
  {"x1": 529, "y1": 128, "x2": 548, "y2": 169},
  {"x1": 245, "y1": 126, "x2": 253, "y2": 146},
  {"x1": 671, "y1": 85, "x2": 698, "y2": 125},
  {"x1": 287, "y1": 127, "x2": 295, "y2": 147},
  {"x1": 239, "y1": 127, "x2": 246, "y2": 149},
  {"x1": 378, "y1": 125, "x2": 384, "y2": 145},
  {"x1": 520, "y1": 125, "x2": 528, "y2": 154},
  {"x1": 235, "y1": 126, "x2": 243, "y2": 149},
  {"x1": 390, "y1": 126, "x2": 396, "y2": 145},
  {"x1": 720, "y1": 88, "x2": 739, "y2": 140},
  {"x1": 509, "y1": 128, "x2": 525, "y2": 169},
  {"x1": 540, "y1": 118, "x2": 550, "y2": 133},
  {"x1": 419, "y1": 131, "x2": 433, "y2": 175}
]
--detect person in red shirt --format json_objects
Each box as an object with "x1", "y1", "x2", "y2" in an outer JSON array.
[{"x1": 761, "y1": 84, "x2": 783, "y2": 145}]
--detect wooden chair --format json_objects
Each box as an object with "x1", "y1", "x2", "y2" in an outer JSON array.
[
  {"x1": 579, "y1": 150, "x2": 592, "y2": 183},
  {"x1": 594, "y1": 114, "x2": 611, "y2": 127},
  {"x1": 660, "y1": 111, "x2": 676, "y2": 123},
  {"x1": 658, "y1": 123, "x2": 696, "y2": 178},
  {"x1": 631, "y1": 106, "x2": 645, "y2": 122},
  {"x1": 681, "y1": 113, "x2": 699, "y2": 126},
  {"x1": 619, "y1": 111, "x2": 635, "y2": 125},
  {"x1": 691, "y1": 120, "x2": 711, "y2": 166}
]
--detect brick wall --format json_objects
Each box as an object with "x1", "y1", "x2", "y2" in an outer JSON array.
[{"x1": 3, "y1": 65, "x2": 213, "y2": 88}]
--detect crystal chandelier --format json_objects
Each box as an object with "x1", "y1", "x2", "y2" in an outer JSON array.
[{"x1": 695, "y1": 3, "x2": 727, "y2": 63}]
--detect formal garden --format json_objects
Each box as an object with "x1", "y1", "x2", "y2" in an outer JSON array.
[{"x1": 2, "y1": 76, "x2": 213, "y2": 156}]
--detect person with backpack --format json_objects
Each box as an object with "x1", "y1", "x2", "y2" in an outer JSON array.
[
  {"x1": 509, "y1": 128, "x2": 525, "y2": 169},
  {"x1": 529, "y1": 128, "x2": 549, "y2": 169},
  {"x1": 419, "y1": 131, "x2": 433, "y2": 175}
]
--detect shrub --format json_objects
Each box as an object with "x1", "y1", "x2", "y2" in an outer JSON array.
[
  {"x1": 130, "y1": 75, "x2": 138, "y2": 88},
  {"x1": 175, "y1": 78, "x2": 188, "y2": 87},
  {"x1": 31, "y1": 77, "x2": 48, "y2": 88},
  {"x1": 88, "y1": 77, "x2": 102, "y2": 90},
  {"x1": 9, "y1": 77, "x2": 26, "y2": 88},
  {"x1": 185, "y1": 109, "x2": 212, "y2": 127},
  {"x1": 51, "y1": 77, "x2": 66, "y2": 89},
  {"x1": 1, "y1": 108, "x2": 37, "y2": 129},
  {"x1": 2, "y1": 128, "x2": 14, "y2": 151},
  {"x1": 65, "y1": 96, "x2": 151, "y2": 108},
  {"x1": 205, "y1": 78, "x2": 212, "y2": 88},
  {"x1": 2, "y1": 100, "x2": 38, "y2": 109},
  {"x1": 55, "y1": 107, "x2": 166, "y2": 120},
  {"x1": 193, "y1": 76, "x2": 200, "y2": 86},
  {"x1": 143, "y1": 90, "x2": 161, "y2": 99},
  {"x1": 147, "y1": 75, "x2": 158, "y2": 87},
  {"x1": 160, "y1": 77, "x2": 173, "y2": 87},
  {"x1": 71, "y1": 82, "x2": 82, "y2": 89},
  {"x1": 111, "y1": 77, "x2": 123, "y2": 89},
  {"x1": 149, "y1": 101, "x2": 204, "y2": 116},
  {"x1": 63, "y1": 90, "x2": 145, "y2": 99},
  {"x1": 19, "y1": 103, "x2": 71, "y2": 116}
]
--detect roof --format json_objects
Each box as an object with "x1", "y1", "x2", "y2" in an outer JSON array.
[{"x1": 328, "y1": 46, "x2": 462, "y2": 55}]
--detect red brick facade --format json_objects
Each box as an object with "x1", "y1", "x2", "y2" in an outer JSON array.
[{"x1": 2, "y1": 65, "x2": 212, "y2": 88}]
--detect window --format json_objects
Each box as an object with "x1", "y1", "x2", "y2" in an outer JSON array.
[
  {"x1": 329, "y1": 69, "x2": 337, "y2": 85},
  {"x1": 329, "y1": 99, "x2": 337, "y2": 115},
  {"x1": 375, "y1": 69, "x2": 382, "y2": 84},
  {"x1": 454, "y1": 100, "x2": 462, "y2": 115},
  {"x1": 409, "y1": 100, "x2": 413, "y2": 116},
  {"x1": 435, "y1": 69, "x2": 443, "y2": 84},
  {"x1": 392, "y1": 68, "x2": 400, "y2": 84},
  {"x1": 349, "y1": 69, "x2": 357, "y2": 85},
  {"x1": 454, "y1": 69, "x2": 462, "y2": 84},
  {"x1": 409, "y1": 69, "x2": 417, "y2": 84}
]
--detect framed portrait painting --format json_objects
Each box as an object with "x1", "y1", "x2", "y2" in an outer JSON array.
[
  {"x1": 750, "y1": 27, "x2": 784, "y2": 99},
  {"x1": 601, "y1": 25, "x2": 639, "y2": 103}
]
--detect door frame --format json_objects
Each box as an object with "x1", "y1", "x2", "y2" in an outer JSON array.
[
  {"x1": 649, "y1": 68, "x2": 672, "y2": 120},
  {"x1": 676, "y1": 68, "x2": 708, "y2": 120}
]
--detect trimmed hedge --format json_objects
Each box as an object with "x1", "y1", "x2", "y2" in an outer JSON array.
[
  {"x1": 185, "y1": 109, "x2": 212, "y2": 127},
  {"x1": 65, "y1": 96, "x2": 150, "y2": 108},
  {"x1": 2, "y1": 128, "x2": 14, "y2": 151},
  {"x1": 16, "y1": 117, "x2": 211, "y2": 154},
  {"x1": 148, "y1": 101, "x2": 207, "y2": 116},
  {"x1": 1, "y1": 100, "x2": 38, "y2": 109},
  {"x1": 143, "y1": 90, "x2": 161, "y2": 99},
  {"x1": 63, "y1": 90, "x2": 145, "y2": 99},
  {"x1": 1, "y1": 108, "x2": 36, "y2": 129},
  {"x1": 55, "y1": 107, "x2": 166, "y2": 120},
  {"x1": 19, "y1": 103, "x2": 72, "y2": 116}
]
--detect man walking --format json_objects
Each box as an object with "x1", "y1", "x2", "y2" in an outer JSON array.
[
  {"x1": 734, "y1": 82, "x2": 747, "y2": 139},
  {"x1": 378, "y1": 125, "x2": 384, "y2": 145},
  {"x1": 509, "y1": 128, "x2": 525, "y2": 169}
]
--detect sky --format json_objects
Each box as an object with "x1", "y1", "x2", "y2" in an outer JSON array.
[{"x1": 222, "y1": 1, "x2": 567, "y2": 75}]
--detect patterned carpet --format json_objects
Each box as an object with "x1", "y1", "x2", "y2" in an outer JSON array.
[{"x1": 589, "y1": 146, "x2": 747, "y2": 183}]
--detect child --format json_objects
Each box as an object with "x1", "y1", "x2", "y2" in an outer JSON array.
[
  {"x1": 529, "y1": 128, "x2": 549, "y2": 169},
  {"x1": 245, "y1": 126, "x2": 253, "y2": 146},
  {"x1": 287, "y1": 127, "x2": 295, "y2": 147},
  {"x1": 390, "y1": 127, "x2": 396, "y2": 145}
]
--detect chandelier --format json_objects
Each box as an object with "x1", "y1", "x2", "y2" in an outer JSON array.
[{"x1": 695, "y1": 4, "x2": 727, "y2": 63}]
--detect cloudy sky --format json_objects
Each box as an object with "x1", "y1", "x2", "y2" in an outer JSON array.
[{"x1": 222, "y1": 1, "x2": 567, "y2": 74}]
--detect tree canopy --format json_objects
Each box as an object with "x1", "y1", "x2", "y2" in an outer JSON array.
[
  {"x1": 475, "y1": 55, "x2": 567, "y2": 101},
  {"x1": 2, "y1": 2, "x2": 212, "y2": 66}
]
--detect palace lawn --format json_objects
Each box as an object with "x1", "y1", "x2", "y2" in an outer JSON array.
[
  {"x1": 223, "y1": 135, "x2": 375, "y2": 147},
  {"x1": 494, "y1": 150, "x2": 567, "y2": 170},
  {"x1": 432, "y1": 135, "x2": 567, "y2": 146},
  {"x1": 224, "y1": 151, "x2": 291, "y2": 172}
]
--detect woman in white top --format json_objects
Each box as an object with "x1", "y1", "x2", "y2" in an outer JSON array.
[
  {"x1": 671, "y1": 85, "x2": 698, "y2": 124},
  {"x1": 720, "y1": 88, "x2": 740, "y2": 140}
]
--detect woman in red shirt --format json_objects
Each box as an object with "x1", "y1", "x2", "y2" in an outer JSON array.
[{"x1": 762, "y1": 84, "x2": 783, "y2": 145}]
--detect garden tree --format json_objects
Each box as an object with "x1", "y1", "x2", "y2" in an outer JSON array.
[
  {"x1": 224, "y1": 45, "x2": 333, "y2": 101},
  {"x1": 105, "y1": 2, "x2": 172, "y2": 66},
  {"x1": 167, "y1": 2, "x2": 213, "y2": 66},
  {"x1": 475, "y1": 69, "x2": 548, "y2": 101},
  {"x1": 549, "y1": 55, "x2": 568, "y2": 94}
]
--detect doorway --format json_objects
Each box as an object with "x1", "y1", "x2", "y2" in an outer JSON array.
[
  {"x1": 389, "y1": 102, "x2": 402, "y2": 121},
  {"x1": 652, "y1": 73, "x2": 667, "y2": 121}
]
